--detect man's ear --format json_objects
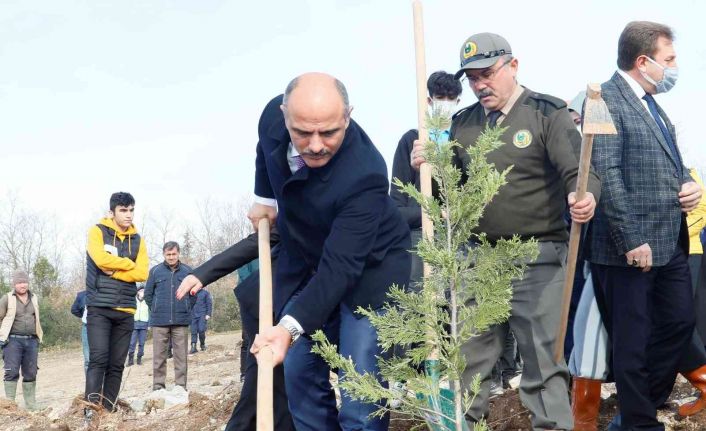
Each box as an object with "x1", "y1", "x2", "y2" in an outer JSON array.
[
  {"x1": 635, "y1": 55, "x2": 648, "y2": 72},
  {"x1": 427, "y1": 96, "x2": 433, "y2": 106},
  {"x1": 345, "y1": 106, "x2": 354, "y2": 127}
]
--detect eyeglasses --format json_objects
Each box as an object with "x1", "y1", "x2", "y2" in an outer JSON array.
[{"x1": 462, "y1": 58, "x2": 513, "y2": 85}]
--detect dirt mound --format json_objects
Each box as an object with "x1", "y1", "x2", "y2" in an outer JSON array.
[{"x1": 0, "y1": 385, "x2": 241, "y2": 431}]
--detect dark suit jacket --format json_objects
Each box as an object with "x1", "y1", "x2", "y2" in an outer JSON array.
[
  {"x1": 586, "y1": 72, "x2": 691, "y2": 267},
  {"x1": 191, "y1": 229, "x2": 280, "y2": 316},
  {"x1": 254, "y1": 95, "x2": 411, "y2": 334}
]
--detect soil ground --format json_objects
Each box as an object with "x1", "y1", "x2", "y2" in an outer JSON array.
[{"x1": 3, "y1": 333, "x2": 706, "y2": 430}]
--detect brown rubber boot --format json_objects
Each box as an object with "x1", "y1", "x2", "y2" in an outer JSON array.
[
  {"x1": 679, "y1": 365, "x2": 706, "y2": 416},
  {"x1": 571, "y1": 377, "x2": 602, "y2": 431}
]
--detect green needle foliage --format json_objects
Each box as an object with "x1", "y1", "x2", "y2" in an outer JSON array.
[{"x1": 312, "y1": 111, "x2": 538, "y2": 431}]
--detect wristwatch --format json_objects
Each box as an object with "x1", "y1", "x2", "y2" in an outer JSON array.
[{"x1": 278, "y1": 316, "x2": 302, "y2": 345}]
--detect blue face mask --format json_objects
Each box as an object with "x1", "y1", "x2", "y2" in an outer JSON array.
[{"x1": 641, "y1": 56, "x2": 678, "y2": 94}]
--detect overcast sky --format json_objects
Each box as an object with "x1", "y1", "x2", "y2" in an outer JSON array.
[{"x1": 1, "y1": 0, "x2": 704, "y2": 241}]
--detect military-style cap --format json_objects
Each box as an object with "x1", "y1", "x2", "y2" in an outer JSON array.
[{"x1": 454, "y1": 32, "x2": 512, "y2": 79}]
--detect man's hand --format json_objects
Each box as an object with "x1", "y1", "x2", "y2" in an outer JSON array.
[
  {"x1": 176, "y1": 274, "x2": 203, "y2": 300},
  {"x1": 410, "y1": 139, "x2": 426, "y2": 170},
  {"x1": 205, "y1": 315, "x2": 210, "y2": 321},
  {"x1": 679, "y1": 181, "x2": 703, "y2": 213},
  {"x1": 568, "y1": 192, "x2": 596, "y2": 224},
  {"x1": 250, "y1": 325, "x2": 291, "y2": 366},
  {"x1": 626, "y1": 243, "x2": 653, "y2": 272},
  {"x1": 101, "y1": 269, "x2": 115, "y2": 276},
  {"x1": 247, "y1": 203, "x2": 277, "y2": 231}
]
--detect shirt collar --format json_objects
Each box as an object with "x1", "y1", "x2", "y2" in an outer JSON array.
[
  {"x1": 617, "y1": 69, "x2": 647, "y2": 100},
  {"x1": 287, "y1": 142, "x2": 300, "y2": 158},
  {"x1": 484, "y1": 83, "x2": 524, "y2": 116}
]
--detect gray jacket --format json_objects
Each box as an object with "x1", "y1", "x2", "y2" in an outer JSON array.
[{"x1": 586, "y1": 72, "x2": 691, "y2": 267}]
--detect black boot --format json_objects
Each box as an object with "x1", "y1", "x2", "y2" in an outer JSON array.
[
  {"x1": 199, "y1": 332, "x2": 206, "y2": 351},
  {"x1": 190, "y1": 343, "x2": 198, "y2": 354},
  {"x1": 136, "y1": 355, "x2": 142, "y2": 365},
  {"x1": 127, "y1": 352, "x2": 134, "y2": 367}
]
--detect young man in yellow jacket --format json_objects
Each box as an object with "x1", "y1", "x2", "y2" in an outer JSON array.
[{"x1": 84, "y1": 192, "x2": 148, "y2": 417}]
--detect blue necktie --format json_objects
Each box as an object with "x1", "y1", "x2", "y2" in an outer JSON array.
[{"x1": 642, "y1": 93, "x2": 682, "y2": 176}]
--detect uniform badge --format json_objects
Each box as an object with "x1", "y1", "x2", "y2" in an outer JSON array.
[
  {"x1": 463, "y1": 42, "x2": 477, "y2": 59},
  {"x1": 513, "y1": 130, "x2": 532, "y2": 148}
]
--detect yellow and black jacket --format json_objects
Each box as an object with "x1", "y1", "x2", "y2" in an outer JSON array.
[{"x1": 85, "y1": 218, "x2": 148, "y2": 313}]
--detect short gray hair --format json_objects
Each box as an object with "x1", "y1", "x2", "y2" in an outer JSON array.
[{"x1": 282, "y1": 76, "x2": 350, "y2": 113}]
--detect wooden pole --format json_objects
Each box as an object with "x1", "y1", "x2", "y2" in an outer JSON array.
[{"x1": 256, "y1": 218, "x2": 274, "y2": 431}]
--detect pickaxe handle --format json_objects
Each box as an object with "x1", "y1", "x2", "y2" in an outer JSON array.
[{"x1": 553, "y1": 83, "x2": 613, "y2": 362}]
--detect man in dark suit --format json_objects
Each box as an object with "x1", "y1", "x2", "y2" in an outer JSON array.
[
  {"x1": 586, "y1": 21, "x2": 703, "y2": 431},
  {"x1": 248, "y1": 72, "x2": 411, "y2": 431},
  {"x1": 176, "y1": 229, "x2": 294, "y2": 431}
]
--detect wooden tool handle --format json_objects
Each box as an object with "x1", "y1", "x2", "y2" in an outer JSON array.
[
  {"x1": 553, "y1": 115, "x2": 596, "y2": 363},
  {"x1": 413, "y1": 0, "x2": 437, "y2": 361},
  {"x1": 256, "y1": 218, "x2": 274, "y2": 431}
]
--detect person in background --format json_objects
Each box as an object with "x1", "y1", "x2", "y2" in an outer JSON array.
[
  {"x1": 127, "y1": 287, "x2": 149, "y2": 366},
  {"x1": 84, "y1": 191, "x2": 148, "y2": 415},
  {"x1": 0, "y1": 270, "x2": 43, "y2": 411},
  {"x1": 190, "y1": 288, "x2": 212, "y2": 354},
  {"x1": 176, "y1": 228, "x2": 294, "y2": 431},
  {"x1": 144, "y1": 241, "x2": 192, "y2": 391},
  {"x1": 71, "y1": 290, "x2": 89, "y2": 374}
]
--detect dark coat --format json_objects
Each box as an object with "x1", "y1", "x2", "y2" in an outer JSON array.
[
  {"x1": 191, "y1": 289, "x2": 213, "y2": 318},
  {"x1": 586, "y1": 72, "x2": 690, "y2": 267},
  {"x1": 71, "y1": 291, "x2": 87, "y2": 319},
  {"x1": 254, "y1": 94, "x2": 411, "y2": 334},
  {"x1": 144, "y1": 261, "x2": 193, "y2": 326},
  {"x1": 191, "y1": 229, "x2": 280, "y2": 317}
]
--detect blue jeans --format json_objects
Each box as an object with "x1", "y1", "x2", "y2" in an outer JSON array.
[
  {"x1": 129, "y1": 328, "x2": 147, "y2": 356},
  {"x1": 81, "y1": 324, "x2": 89, "y2": 374},
  {"x1": 191, "y1": 316, "x2": 208, "y2": 344},
  {"x1": 283, "y1": 301, "x2": 389, "y2": 431}
]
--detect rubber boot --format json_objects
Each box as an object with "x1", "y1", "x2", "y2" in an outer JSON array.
[
  {"x1": 679, "y1": 365, "x2": 706, "y2": 416},
  {"x1": 136, "y1": 355, "x2": 142, "y2": 366},
  {"x1": 571, "y1": 377, "x2": 601, "y2": 431},
  {"x1": 199, "y1": 332, "x2": 206, "y2": 351},
  {"x1": 22, "y1": 381, "x2": 37, "y2": 411},
  {"x1": 126, "y1": 352, "x2": 134, "y2": 367},
  {"x1": 4, "y1": 381, "x2": 17, "y2": 401},
  {"x1": 190, "y1": 343, "x2": 198, "y2": 354}
]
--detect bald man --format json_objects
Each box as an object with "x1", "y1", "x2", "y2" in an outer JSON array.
[{"x1": 247, "y1": 73, "x2": 411, "y2": 430}]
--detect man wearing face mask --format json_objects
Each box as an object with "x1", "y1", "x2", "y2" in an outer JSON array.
[
  {"x1": 391, "y1": 70, "x2": 461, "y2": 285},
  {"x1": 412, "y1": 32, "x2": 601, "y2": 430},
  {"x1": 586, "y1": 21, "x2": 703, "y2": 431}
]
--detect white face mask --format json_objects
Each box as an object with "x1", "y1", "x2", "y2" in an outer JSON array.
[
  {"x1": 640, "y1": 56, "x2": 678, "y2": 94},
  {"x1": 431, "y1": 99, "x2": 459, "y2": 119}
]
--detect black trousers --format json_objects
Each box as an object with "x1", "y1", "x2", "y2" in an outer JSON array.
[
  {"x1": 85, "y1": 306, "x2": 134, "y2": 411},
  {"x1": 592, "y1": 246, "x2": 694, "y2": 431},
  {"x1": 226, "y1": 275, "x2": 294, "y2": 431}
]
